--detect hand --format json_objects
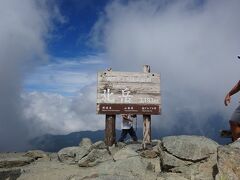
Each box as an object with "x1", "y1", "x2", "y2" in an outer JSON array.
[
  {"x1": 122, "y1": 114, "x2": 128, "y2": 119},
  {"x1": 224, "y1": 94, "x2": 231, "y2": 106}
]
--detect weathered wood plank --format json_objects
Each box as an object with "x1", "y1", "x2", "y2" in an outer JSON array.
[
  {"x1": 105, "y1": 115, "x2": 116, "y2": 146},
  {"x1": 97, "y1": 104, "x2": 161, "y2": 114},
  {"x1": 97, "y1": 68, "x2": 161, "y2": 114},
  {"x1": 98, "y1": 83, "x2": 160, "y2": 94},
  {"x1": 98, "y1": 71, "x2": 160, "y2": 84},
  {"x1": 143, "y1": 115, "x2": 151, "y2": 148},
  {"x1": 96, "y1": 94, "x2": 161, "y2": 104},
  {"x1": 143, "y1": 65, "x2": 152, "y2": 148}
]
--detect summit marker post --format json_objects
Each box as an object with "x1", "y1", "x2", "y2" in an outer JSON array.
[{"x1": 97, "y1": 65, "x2": 161, "y2": 146}]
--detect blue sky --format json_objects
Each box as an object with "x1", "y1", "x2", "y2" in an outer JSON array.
[
  {"x1": 48, "y1": 0, "x2": 110, "y2": 58},
  {"x1": 24, "y1": 0, "x2": 111, "y2": 96}
]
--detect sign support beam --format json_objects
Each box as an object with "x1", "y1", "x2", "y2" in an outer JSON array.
[
  {"x1": 105, "y1": 114, "x2": 116, "y2": 146},
  {"x1": 143, "y1": 65, "x2": 152, "y2": 149}
]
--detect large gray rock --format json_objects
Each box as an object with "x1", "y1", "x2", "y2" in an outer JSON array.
[
  {"x1": 160, "y1": 136, "x2": 219, "y2": 180},
  {"x1": 161, "y1": 149, "x2": 192, "y2": 171},
  {"x1": 157, "y1": 173, "x2": 188, "y2": 180},
  {"x1": 89, "y1": 141, "x2": 106, "y2": 150},
  {"x1": 0, "y1": 153, "x2": 34, "y2": 168},
  {"x1": 144, "y1": 158, "x2": 161, "y2": 173},
  {"x1": 58, "y1": 147, "x2": 79, "y2": 164},
  {"x1": 216, "y1": 145, "x2": 240, "y2": 180},
  {"x1": 58, "y1": 139, "x2": 93, "y2": 164},
  {"x1": 78, "y1": 149, "x2": 111, "y2": 167},
  {"x1": 113, "y1": 147, "x2": 138, "y2": 160},
  {"x1": 125, "y1": 143, "x2": 142, "y2": 152},
  {"x1": 96, "y1": 155, "x2": 156, "y2": 180},
  {"x1": 171, "y1": 154, "x2": 218, "y2": 180},
  {"x1": 162, "y1": 135, "x2": 219, "y2": 161},
  {"x1": 79, "y1": 138, "x2": 92, "y2": 148},
  {"x1": 24, "y1": 150, "x2": 49, "y2": 160}
]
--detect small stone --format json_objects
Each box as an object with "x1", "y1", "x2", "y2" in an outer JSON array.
[
  {"x1": 140, "y1": 150, "x2": 158, "y2": 158},
  {"x1": 90, "y1": 141, "x2": 106, "y2": 150},
  {"x1": 115, "y1": 142, "x2": 126, "y2": 149},
  {"x1": 24, "y1": 150, "x2": 48, "y2": 160},
  {"x1": 57, "y1": 147, "x2": 77, "y2": 164},
  {"x1": 79, "y1": 138, "x2": 92, "y2": 148}
]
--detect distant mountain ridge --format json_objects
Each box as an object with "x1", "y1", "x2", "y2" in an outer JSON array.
[
  {"x1": 29, "y1": 117, "x2": 231, "y2": 152},
  {"x1": 30, "y1": 130, "x2": 107, "y2": 152}
]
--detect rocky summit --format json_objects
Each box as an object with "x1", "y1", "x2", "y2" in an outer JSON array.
[{"x1": 0, "y1": 136, "x2": 239, "y2": 180}]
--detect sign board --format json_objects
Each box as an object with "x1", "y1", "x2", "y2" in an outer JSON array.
[{"x1": 96, "y1": 70, "x2": 161, "y2": 115}]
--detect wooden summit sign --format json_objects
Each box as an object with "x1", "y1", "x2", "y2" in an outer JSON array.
[{"x1": 97, "y1": 69, "x2": 161, "y2": 115}]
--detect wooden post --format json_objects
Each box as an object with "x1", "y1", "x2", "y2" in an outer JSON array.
[
  {"x1": 143, "y1": 65, "x2": 152, "y2": 149},
  {"x1": 105, "y1": 115, "x2": 116, "y2": 146}
]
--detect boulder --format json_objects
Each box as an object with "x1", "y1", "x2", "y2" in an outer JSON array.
[
  {"x1": 161, "y1": 149, "x2": 192, "y2": 171},
  {"x1": 58, "y1": 147, "x2": 78, "y2": 164},
  {"x1": 58, "y1": 138, "x2": 93, "y2": 164},
  {"x1": 229, "y1": 140, "x2": 240, "y2": 149},
  {"x1": 157, "y1": 173, "x2": 188, "y2": 180},
  {"x1": 216, "y1": 145, "x2": 240, "y2": 180},
  {"x1": 0, "y1": 153, "x2": 34, "y2": 168},
  {"x1": 90, "y1": 141, "x2": 106, "y2": 150},
  {"x1": 0, "y1": 168, "x2": 22, "y2": 180},
  {"x1": 96, "y1": 155, "x2": 155, "y2": 180},
  {"x1": 125, "y1": 143, "x2": 142, "y2": 152},
  {"x1": 115, "y1": 142, "x2": 126, "y2": 149},
  {"x1": 144, "y1": 158, "x2": 161, "y2": 173},
  {"x1": 152, "y1": 140, "x2": 161, "y2": 154},
  {"x1": 171, "y1": 154, "x2": 218, "y2": 180},
  {"x1": 162, "y1": 135, "x2": 219, "y2": 161},
  {"x1": 78, "y1": 149, "x2": 111, "y2": 167},
  {"x1": 75, "y1": 147, "x2": 91, "y2": 163},
  {"x1": 140, "y1": 150, "x2": 158, "y2": 158},
  {"x1": 113, "y1": 147, "x2": 138, "y2": 160},
  {"x1": 160, "y1": 136, "x2": 219, "y2": 179},
  {"x1": 79, "y1": 138, "x2": 92, "y2": 148},
  {"x1": 24, "y1": 150, "x2": 49, "y2": 160}
]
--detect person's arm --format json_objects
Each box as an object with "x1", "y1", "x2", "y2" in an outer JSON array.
[
  {"x1": 224, "y1": 80, "x2": 240, "y2": 106},
  {"x1": 122, "y1": 114, "x2": 133, "y2": 122}
]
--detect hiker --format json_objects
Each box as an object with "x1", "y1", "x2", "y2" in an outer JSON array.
[
  {"x1": 224, "y1": 80, "x2": 240, "y2": 141},
  {"x1": 118, "y1": 114, "x2": 138, "y2": 142}
]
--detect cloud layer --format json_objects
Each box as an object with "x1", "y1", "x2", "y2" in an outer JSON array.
[
  {"x1": 0, "y1": 0, "x2": 55, "y2": 151},
  {"x1": 91, "y1": 0, "x2": 240, "y2": 134},
  {"x1": 22, "y1": 85, "x2": 105, "y2": 137},
  {"x1": 22, "y1": 57, "x2": 106, "y2": 138}
]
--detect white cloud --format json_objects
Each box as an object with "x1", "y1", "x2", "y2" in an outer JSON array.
[
  {"x1": 24, "y1": 55, "x2": 106, "y2": 96},
  {"x1": 22, "y1": 84, "x2": 105, "y2": 137},
  {"x1": 91, "y1": 0, "x2": 240, "y2": 134},
  {"x1": 0, "y1": 0, "x2": 61, "y2": 151}
]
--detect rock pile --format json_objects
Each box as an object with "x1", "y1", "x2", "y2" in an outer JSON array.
[{"x1": 0, "y1": 136, "x2": 240, "y2": 180}]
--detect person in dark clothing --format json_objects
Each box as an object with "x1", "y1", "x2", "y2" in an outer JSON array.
[
  {"x1": 224, "y1": 80, "x2": 240, "y2": 141},
  {"x1": 118, "y1": 114, "x2": 138, "y2": 142}
]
